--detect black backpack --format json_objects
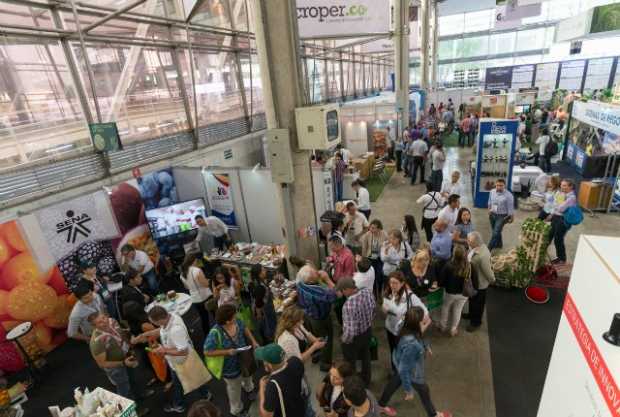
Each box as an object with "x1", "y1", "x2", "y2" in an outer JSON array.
[{"x1": 545, "y1": 140, "x2": 558, "y2": 156}]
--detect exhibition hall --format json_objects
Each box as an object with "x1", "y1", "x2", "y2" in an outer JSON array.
[{"x1": 0, "y1": 0, "x2": 618, "y2": 417}]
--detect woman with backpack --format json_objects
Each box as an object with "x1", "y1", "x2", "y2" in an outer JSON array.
[
  {"x1": 416, "y1": 182, "x2": 443, "y2": 242},
  {"x1": 548, "y1": 179, "x2": 578, "y2": 265}
]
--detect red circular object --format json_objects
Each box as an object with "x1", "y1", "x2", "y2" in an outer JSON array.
[{"x1": 525, "y1": 286, "x2": 550, "y2": 304}]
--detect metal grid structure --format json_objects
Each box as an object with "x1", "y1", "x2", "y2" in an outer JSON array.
[{"x1": 0, "y1": 0, "x2": 394, "y2": 208}]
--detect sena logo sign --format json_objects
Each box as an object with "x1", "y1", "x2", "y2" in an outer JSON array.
[
  {"x1": 56, "y1": 210, "x2": 92, "y2": 243},
  {"x1": 297, "y1": 4, "x2": 368, "y2": 22}
]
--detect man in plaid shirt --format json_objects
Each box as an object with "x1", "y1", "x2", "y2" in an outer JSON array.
[{"x1": 336, "y1": 278, "x2": 375, "y2": 386}]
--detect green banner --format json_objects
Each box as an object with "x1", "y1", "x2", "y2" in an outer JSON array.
[
  {"x1": 89, "y1": 122, "x2": 122, "y2": 152},
  {"x1": 590, "y1": 3, "x2": 620, "y2": 34}
]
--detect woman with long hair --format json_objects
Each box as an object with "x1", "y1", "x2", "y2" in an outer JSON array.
[
  {"x1": 378, "y1": 307, "x2": 452, "y2": 417},
  {"x1": 380, "y1": 230, "x2": 413, "y2": 277},
  {"x1": 316, "y1": 362, "x2": 355, "y2": 417},
  {"x1": 439, "y1": 245, "x2": 475, "y2": 336},
  {"x1": 248, "y1": 264, "x2": 277, "y2": 343},
  {"x1": 212, "y1": 267, "x2": 239, "y2": 307},
  {"x1": 401, "y1": 215, "x2": 421, "y2": 251},
  {"x1": 179, "y1": 252, "x2": 212, "y2": 334},
  {"x1": 402, "y1": 249, "x2": 438, "y2": 298},
  {"x1": 538, "y1": 176, "x2": 561, "y2": 220},
  {"x1": 452, "y1": 208, "x2": 473, "y2": 247},
  {"x1": 276, "y1": 306, "x2": 326, "y2": 362},
  {"x1": 382, "y1": 272, "x2": 427, "y2": 369},
  {"x1": 361, "y1": 219, "x2": 388, "y2": 298}
]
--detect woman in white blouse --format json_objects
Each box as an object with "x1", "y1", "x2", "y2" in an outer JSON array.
[
  {"x1": 380, "y1": 229, "x2": 414, "y2": 277},
  {"x1": 382, "y1": 271, "x2": 428, "y2": 369},
  {"x1": 276, "y1": 306, "x2": 326, "y2": 361},
  {"x1": 179, "y1": 252, "x2": 212, "y2": 334}
]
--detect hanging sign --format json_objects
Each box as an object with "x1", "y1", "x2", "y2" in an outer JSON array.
[
  {"x1": 34, "y1": 191, "x2": 120, "y2": 261},
  {"x1": 89, "y1": 122, "x2": 122, "y2": 152},
  {"x1": 204, "y1": 173, "x2": 238, "y2": 227},
  {"x1": 572, "y1": 101, "x2": 620, "y2": 137},
  {"x1": 297, "y1": 0, "x2": 390, "y2": 38},
  {"x1": 485, "y1": 67, "x2": 513, "y2": 90}
]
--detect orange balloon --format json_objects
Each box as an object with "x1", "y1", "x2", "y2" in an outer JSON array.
[
  {"x1": 7, "y1": 282, "x2": 58, "y2": 322},
  {"x1": 0, "y1": 222, "x2": 27, "y2": 252},
  {"x1": 33, "y1": 322, "x2": 53, "y2": 348},
  {"x1": 0, "y1": 237, "x2": 14, "y2": 269},
  {"x1": 43, "y1": 295, "x2": 72, "y2": 329},
  {"x1": 0, "y1": 253, "x2": 51, "y2": 290}
]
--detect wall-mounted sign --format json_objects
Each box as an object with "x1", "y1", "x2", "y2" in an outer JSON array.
[
  {"x1": 204, "y1": 173, "x2": 237, "y2": 227},
  {"x1": 89, "y1": 122, "x2": 122, "y2": 152},
  {"x1": 297, "y1": 0, "x2": 390, "y2": 38},
  {"x1": 485, "y1": 67, "x2": 513, "y2": 90}
]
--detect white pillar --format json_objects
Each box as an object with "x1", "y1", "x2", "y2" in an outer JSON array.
[{"x1": 395, "y1": 0, "x2": 410, "y2": 133}]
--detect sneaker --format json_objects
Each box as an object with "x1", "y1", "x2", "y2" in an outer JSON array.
[
  {"x1": 450, "y1": 328, "x2": 458, "y2": 337},
  {"x1": 381, "y1": 406, "x2": 397, "y2": 416},
  {"x1": 163, "y1": 405, "x2": 186, "y2": 414}
]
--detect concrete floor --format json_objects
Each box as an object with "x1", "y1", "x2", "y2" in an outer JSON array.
[{"x1": 252, "y1": 146, "x2": 620, "y2": 417}]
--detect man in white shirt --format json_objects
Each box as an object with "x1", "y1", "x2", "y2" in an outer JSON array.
[
  {"x1": 121, "y1": 244, "x2": 158, "y2": 293},
  {"x1": 195, "y1": 214, "x2": 230, "y2": 251},
  {"x1": 416, "y1": 182, "x2": 443, "y2": 242},
  {"x1": 138, "y1": 306, "x2": 212, "y2": 413},
  {"x1": 440, "y1": 170, "x2": 463, "y2": 200},
  {"x1": 430, "y1": 143, "x2": 446, "y2": 192},
  {"x1": 535, "y1": 127, "x2": 552, "y2": 172},
  {"x1": 343, "y1": 202, "x2": 369, "y2": 254},
  {"x1": 409, "y1": 136, "x2": 428, "y2": 185},
  {"x1": 353, "y1": 257, "x2": 375, "y2": 293},
  {"x1": 438, "y1": 194, "x2": 461, "y2": 226},
  {"x1": 336, "y1": 144, "x2": 352, "y2": 165},
  {"x1": 352, "y1": 180, "x2": 371, "y2": 219}
]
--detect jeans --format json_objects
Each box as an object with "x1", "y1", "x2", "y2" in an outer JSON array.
[
  {"x1": 411, "y1": 156, "x2": 425, "y2": 184},
  {"x1": 104, "y1": 366, "x2": 136, "y2": 400},
  {"x1": 335, "y1": 180, "x2": 343, "y2": 202},
  {"x1": 421, "y1": 217, "x2": 437, "y2": 242},
  {"x1": 549, "y1": 215, "x2": 569, "y2": 262},
  {"x1": 379, "y1": 376, "x2": 437, "y2": 417},
  {"x1": 225, "y1": 375, "x2": 254, "y2": 415},
  {"x1": 440, "y1": 292, "x2": 468, "y2": 332},
  {"x1": 395, "y1": 150, "x2": 403, "y2": 172},
  {"x1": 386, "y1": 331, "x2": 399, "y2": 371},
  {"x1": 542, "y1": 154, "x2": 552, "y2": 173},
  {"x1": 488, "y1": 213, "x2": 509, "y2": 250},
  {"x1": 402, "y1": 155, "x2": 410, "y2": 175},
  {"x1": 142, "y1": 268, "x2": 159, "y2": 293},
  {"x1": 430, "y1": 170, "x2": 443, "y2": 192},
  {"x1": 468, "y1": 130, "x2": 476, "y2": 146},
  {"x1": 342, "y1": 328, "x2": 372, "y2": 386},
  {"x1": 307, "y1": 315, "x2": 333, "y2": 367},
  {"x1": 469, "y1": 288, "x2": 487, "y2": 327},
  {"x1": 458, "y1": 130, "x2": 468, "y2": 147},
  {"x1": 171, "y1": 369, "x2": 211, "y2": 409},
  {"x1": 370, "y1": 257, "x2": 384, "y2": 299}
]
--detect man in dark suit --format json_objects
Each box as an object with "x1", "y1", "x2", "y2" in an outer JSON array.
[{"x1": 120, "y1": 269, "x2": 150, "y2": 309}]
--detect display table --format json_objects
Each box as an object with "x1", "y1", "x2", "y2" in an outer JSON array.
[
  {"x1": 145, "y1": 293, "x2": 192, "y2": 316},
  {"x1": 512, "y1": 165, "x2": 544, "y2": 192},
  {"x1": 206, "y1": 242, "x2": 285, "y2": 273}
]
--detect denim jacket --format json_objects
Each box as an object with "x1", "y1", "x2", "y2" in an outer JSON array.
[{"x1": 392, "y1": 334, "x2": 426, "y2": 393}]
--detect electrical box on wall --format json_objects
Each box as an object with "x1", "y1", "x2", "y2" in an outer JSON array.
[
  {"x1": 266, "y1": 129, "x2": 294, "y2": 183},
  {"x1": 295, "y1": 104, "x2": 341, "y2": 150}
]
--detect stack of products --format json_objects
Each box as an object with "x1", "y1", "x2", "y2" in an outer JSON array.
[
  {"x1": 269, "y1": 274, "x2": 297, "y2": 313},
  {"x1": 49, "y1": 388, "x2": 136, "y2": 417},
  {"x1": 209, "y1": 243, "x2": 285, "y2": 269}
]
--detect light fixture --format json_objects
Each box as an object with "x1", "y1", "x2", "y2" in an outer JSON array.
[{"x1": 603, "y1": 313, "x2": 620, "y2": 347}]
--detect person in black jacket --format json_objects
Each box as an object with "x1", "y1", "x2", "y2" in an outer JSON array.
[
  {"x1": 120, "y1": 269, "x2": 150, "y2": 309},
  {"x1": 248, "y1": 264, "x2": 277, "y2": 344},
  {"x1": 438, "y1": 245, "x2": 475, "y2": 337}
]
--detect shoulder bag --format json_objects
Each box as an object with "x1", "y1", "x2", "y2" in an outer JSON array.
[
  {"x1": 173, "y1": 346, "x2": 212, "y2": 394},
  {"x1": 462, "y1": 265, "x2": 478, "y2": 298},
  {"x1": 271, "y1": 380, "x2": 287, "y2": 417},
  {"x1": 205, "y1": 328, "x2": 224, "y2": 379}
]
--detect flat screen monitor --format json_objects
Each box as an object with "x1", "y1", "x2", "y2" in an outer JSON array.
[
  {"x1": 515, "y1": 104, "x2": 531, "y2": 114},
  {"x1": 145, "y1": 198, "x2": 207, "y2": 239}
]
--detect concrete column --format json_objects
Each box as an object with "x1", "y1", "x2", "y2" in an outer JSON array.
[
  {"x1": 431, "y1": 0, "x2": 439, "y2": 90},
  {"x1": 395, "y1": 0, "x2": 410, "y2": 134},
  {"x1": 252, "y1": 0, "x2": 320, "y2": 265},
  {"x1": 420, "y1": 0, "x2": 430, "y2": 91}
]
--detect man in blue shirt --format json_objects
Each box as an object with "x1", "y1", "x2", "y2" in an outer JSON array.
[
  {"x1": 431, "y1": 219, "x2": 452, "y2": 271},
  {"x1": 487, "y1": 179, "x2": 514, "y2": 250}
]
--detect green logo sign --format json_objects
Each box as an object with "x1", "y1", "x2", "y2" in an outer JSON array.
[{"x1": 89, "y1": 122, "x2": 123, "y2": 152}]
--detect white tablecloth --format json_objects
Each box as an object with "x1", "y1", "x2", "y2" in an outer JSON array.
[
  {"x1": 146, "y1": 292, "x2": 192, "y2": 316},
  {"x1": 513, "y1": 166, "x2": 544, "y2": 191}
]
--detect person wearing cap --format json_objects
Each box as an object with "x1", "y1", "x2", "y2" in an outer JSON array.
[
  {"x1": 296, "y1": 265, "x2": 337, "y2": 372},
  {"x1": 257, "y1": 344, "x2": 306, "y2": 417},
  {"x1": 337, "y1": 277, "x2": 376, "y2": 386}
]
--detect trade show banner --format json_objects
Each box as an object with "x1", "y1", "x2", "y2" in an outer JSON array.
[
  {"x1": 485, "y1": 67, "x2": 513, "y2": 90},
  {"x1": 296, "y1": 0, "x2": 390, "y2": 38},
  {"x1": 537, "y1": 235, "x2": 620, "y2": 417},
  {"x1": 0, "y1": 219, "x2": 70, "y2": 372},
  {"x1": 204, "y1": 173, "x2": 238, "y2": 227},
  {"x1": 34, "y1": 191, "x2": 120, "y2": 262},
  {"x1": 572, "y1": 100, "x2": 620, "y2": 137}
]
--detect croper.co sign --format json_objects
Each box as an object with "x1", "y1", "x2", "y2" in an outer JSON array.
[{"x1": 296, "y1": 0, "x2": 389, "y2": 38}]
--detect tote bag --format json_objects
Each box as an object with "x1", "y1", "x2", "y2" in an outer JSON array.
[
  {"x1": 205, "y1": 328, "x2": 225, "y2": 379},
  {"x1": 172, "y1": 347, "x2": 212, "y2": 394}
]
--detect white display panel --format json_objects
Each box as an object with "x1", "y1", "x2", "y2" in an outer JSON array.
[
  {"x1": 535, "y1": 62, "x2": 560, "y2": 91},
  {"x1": 558, "y1": 60, "x2": 586, "y2": 91},
  {"x1": 511, "y1": 64, "x2": 535, "y2": 90},
  {"x1": 537, "y1": 236, "x2": 620, "y2": 417},
  {"x1": 584, "y1": 58, "x2": 614, "y2": 91}
]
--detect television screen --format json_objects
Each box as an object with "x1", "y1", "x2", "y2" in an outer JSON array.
[{"x1": 145, "y1": 198, "x2": 207, "y2": 239}]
